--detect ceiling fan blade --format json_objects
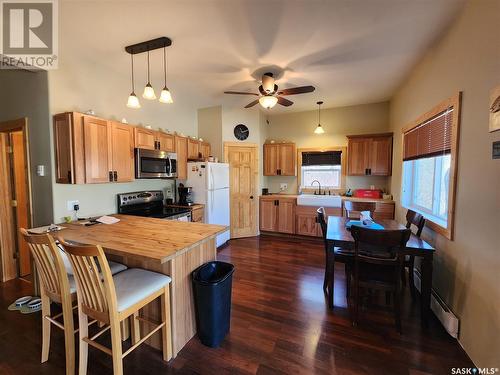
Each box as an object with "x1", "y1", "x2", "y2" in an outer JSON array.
[
  {"x1": 224, "y1": 91, "x2": 259, "y2": 96},
  {"x1": 278, "y1": 96, "x2": 293, "y2": 107},
  {"x1": 244, "y1": 99, "x2": 260, "y2": 108},
  {"x1": 278, "y1": 86, "x2": 315, "y2": 96}
]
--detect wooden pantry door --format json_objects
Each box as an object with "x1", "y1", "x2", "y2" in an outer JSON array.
[{"x1": 224, "y1": 142, "x2": 258, "y2": 238}]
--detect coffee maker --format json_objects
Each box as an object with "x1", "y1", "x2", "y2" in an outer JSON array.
[{"x1": 177, "y1": 183, "x2": 194, "y2": 206}]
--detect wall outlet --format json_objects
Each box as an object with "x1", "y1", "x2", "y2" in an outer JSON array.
[
  {"x1": 280, "y1": 183, "x2": 288, "y2": 191},
  {"x1": 67, "y1": 200, "x2": 79, "y2": 211}
]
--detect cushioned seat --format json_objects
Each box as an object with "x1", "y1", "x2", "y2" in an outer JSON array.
[
  {"x1": 57, "y1": 244, "x2": 127, "y2": 276},
  {"x1": 112, "y1": 268, "x2": 171, "y2": 312}
]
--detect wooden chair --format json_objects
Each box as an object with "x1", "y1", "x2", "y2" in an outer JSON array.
[
  {"x1": 59, "y1": 240, "x2": 172, "y2": 375},
  {"x1": 19, "y1": 229, "x2": 77, "y2": 375},
  {"x1": 403, "y1": 210, "x2": 426, "y2": 296},
  {"x1": 317, "y1": 207, "x2": 353, "y2": 309},
  {"x1": 343, "y1": 200, "x2": 377, "y2": 219},
  {"x1": 348, "y1": 226, "x2": 411, "y2": 333}
]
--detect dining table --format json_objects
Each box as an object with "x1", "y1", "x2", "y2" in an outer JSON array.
[{"x1": 326, "y1": 216, "x2": 435, "y2": 327}]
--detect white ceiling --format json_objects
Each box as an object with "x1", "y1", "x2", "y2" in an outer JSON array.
[{"x1": 59, "y1": 0, "x2": 465, "y2": 113}]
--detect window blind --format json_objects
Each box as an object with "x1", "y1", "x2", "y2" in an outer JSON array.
[
  {"x1": 302, "y1": 151, "x2": 341, "y2": 166},
  {"x1": 403, "y1": 107, "x2": 453, "y2": 161}
]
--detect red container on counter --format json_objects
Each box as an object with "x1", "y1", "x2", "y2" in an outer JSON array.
[{"x1": 354, "y1": 189, "x2": 382, "y2": 199}]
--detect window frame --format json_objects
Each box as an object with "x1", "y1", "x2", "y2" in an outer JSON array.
[
  {"x1": 297, "y1": 146, "x2": 347, "y2": 194},
  {"x1": 401, "y1": 93, "x2": 461, "y2": 240}
]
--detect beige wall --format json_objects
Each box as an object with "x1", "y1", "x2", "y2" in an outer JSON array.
[
  {"x1": 265, "y1": 102, "x2": 391, "y2": 194},
  {"x1": 0, "y1": 69, "x2": 53, "y2": 227},
  {"x1": 389, "y1": 0, "x2": 500, "y2": 367},
  {"x1": 198, "y1": 106, "x2": 223, "y2": 160}
]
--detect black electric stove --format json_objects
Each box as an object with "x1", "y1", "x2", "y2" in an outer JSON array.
[{"x1": 117, "y1": 191, "x2": 191, "y2": 220}]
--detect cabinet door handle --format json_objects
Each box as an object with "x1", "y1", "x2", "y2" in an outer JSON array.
[
  {"x1": 113, "y1": 171, "x2": 118, "y2": 181},
  {"x1": 158, "y1": 141, "x2": 161, "y2": 150},
  {"x1": 109, "y1": 171, "x2": 113, "y2": 182},
  {"x1": 67, "y1": 171, "x2": 72, "y2": 183}
]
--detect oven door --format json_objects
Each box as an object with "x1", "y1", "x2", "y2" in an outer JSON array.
[{"x1": 135, "y1": 149, "x2": 177, "y2": 178}]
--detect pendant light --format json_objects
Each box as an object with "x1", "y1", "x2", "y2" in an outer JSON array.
[
  {"x1": 142, "y1": 50, "x2": 156, "y2": 100},
  {"x1": 314, "y1": 101, "x2": 325, "y2": 134},
  {"x1": 126, "y1": 54, "x2": 141, "y2": 109},
  {"x1": 159, "y1": 45, "x2": 173, "y2": 103}
]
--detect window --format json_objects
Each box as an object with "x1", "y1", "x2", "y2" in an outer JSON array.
[
  {"x1": 401, "y1": 93, "x2": 461, "y2": 239},
  {"x1": 299, "y1": 150, "x2": 343, "y2": 190}
]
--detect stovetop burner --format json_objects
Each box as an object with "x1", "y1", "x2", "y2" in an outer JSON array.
[{"x1": 117, "y1": 190, "x2": 191, "y2": 219}]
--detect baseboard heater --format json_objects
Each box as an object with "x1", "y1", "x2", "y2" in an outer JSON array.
[{"x1": 413, "y1": 269, "x2": 459, "y2": 338}]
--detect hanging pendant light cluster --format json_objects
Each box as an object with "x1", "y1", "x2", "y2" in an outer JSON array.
[
  {"x1": 125, "y1": 37, "x2": 173, "y2": 109},
  {"x1": 314, "y1": 101, "x2": 325, "y2": 134}
]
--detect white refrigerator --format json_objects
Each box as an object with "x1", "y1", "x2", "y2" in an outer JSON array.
[{"x1": 186, "y1": 162, "x2": 230, "y2": 247}]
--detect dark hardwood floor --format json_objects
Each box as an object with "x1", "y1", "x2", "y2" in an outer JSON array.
[{"x1": 0, "y1": 235, "x2": 472, "y2": 374}]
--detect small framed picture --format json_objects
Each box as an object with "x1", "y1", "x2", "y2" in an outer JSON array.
[{"x1": 489, "y1": 84, "x2": 500, "y2": 132}]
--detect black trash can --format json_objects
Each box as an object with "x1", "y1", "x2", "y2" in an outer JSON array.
[{"x1": 192, "y1": 261, "x2": 235, "y2": 348}]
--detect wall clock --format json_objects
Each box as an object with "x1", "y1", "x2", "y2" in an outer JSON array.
[{"x1": 234, "y1": 124, "x2": 249, "y2": 140}]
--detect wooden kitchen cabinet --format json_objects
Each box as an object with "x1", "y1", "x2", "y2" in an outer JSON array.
[
  {"x1": 187, "y1": 138, "x2": 200, "y2": 160},
  {"x1": 110, "y1": 121, "x2": 135, "y2": 182},
  {"x1": 83, "y1": 116, "x2": 112, "y2": 184},
  {"x1": 134, "y1": 128, "x2": 156, "y2": 150},
  {"x1": 295, "y1": 205, "x2": 342, "y2": 237},
  {"x1": 263, "y1": 143, "x2": 296, "y2": 176},
  {"x1": 347, "y1": 133, "x2": 392, "y2": 176},
  {"x1": 53, "y1": 112, "x2": 135, "y2": 184},
  {"x1": 200, "y1": 141, "x2": 211, "y2": 159},
  {"x1": 175, "y1": 135, "x2": 188, "y2": 179},
  {"x1": 135, "y1": 128, "x2": 175, "y2": 152},
  {"x1": 259, "y1": 197, "x2": 278, "y2": 232},
  {"x1": 259, "y1": 196, "x2": 296, "y2": 233},
  {"x1": 191, "y1": 206, "x2": 205, "y2": 223}
]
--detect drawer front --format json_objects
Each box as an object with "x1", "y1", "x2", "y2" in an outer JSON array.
[{"x1": 373, "y1": 202, "x2": 395, "y2": 220}]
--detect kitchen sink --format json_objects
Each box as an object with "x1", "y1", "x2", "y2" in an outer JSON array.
[{"x1": 297, "y1": 194, "x2": 342, "y2": 208}]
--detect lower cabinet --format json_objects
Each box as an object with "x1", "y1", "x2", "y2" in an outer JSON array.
[
  {"x1": 191, "y1": 206, "x2": 204, "y2": 223},
  {"x1": 259, "y1": 196, "x2": 295, "y2": 234},
  {"x1": 295, "y1": 205, "x2": 342, "y2": 237}
]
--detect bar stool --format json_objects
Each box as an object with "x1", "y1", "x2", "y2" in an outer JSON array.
[
  {"x1": 59, "y1": 240, "x2": 172, "y2": 375},
  {"x1": 19, "y1": 229, "x2": 129, "y2": 375}
]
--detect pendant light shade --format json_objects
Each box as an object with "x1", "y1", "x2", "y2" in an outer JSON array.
[
  {"x1": 159, "y1": 46, "x2": 173, "y2": 103},
  {"x1": 126, "y1": 54, "x2": 141, "y2": 109},
  {"x1": 314, "y1": 101, "x2": 325, "y2": 134},
  {"x1": 142, "y1": 51, "x2": 156, "y2": 100},
  {"x1": 259, "y1": 95, "x2": 278, "y2": 109}
]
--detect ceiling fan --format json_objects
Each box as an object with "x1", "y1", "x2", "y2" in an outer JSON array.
[{"x1": 224, "y1": 72, "x2": 315, "y2": 109}]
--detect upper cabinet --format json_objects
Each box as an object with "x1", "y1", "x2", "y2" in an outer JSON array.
[
  {"x1": 263, "y1": 142, "x2": 296, "y2": 176},
  {"x1": 187, "y1": 138, "x2": 200, "y2": 160},
  {"x1": 200, "y1": 141, "x2": 211, "y2": 159},
  {"x1": 347, "y1": 133, "x2": 393, "y2": 176},
  {"x1": 53, "y1": 112, "x2": 134, "y2": 184},
  {"x1": 175, "y1": 135, "x2": 188, "y2": 179},
  {"x1": 134, "y1": 128, "x2": 175, "y2": 152}
]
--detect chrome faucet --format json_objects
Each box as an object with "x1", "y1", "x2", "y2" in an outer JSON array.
[{"x1": 311, "y1": 180, "x2": 322, "y2": 195}]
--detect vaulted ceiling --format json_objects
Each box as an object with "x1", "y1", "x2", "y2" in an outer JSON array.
[{"x1": 57, "y1": 0, "x2": 465, "y2": 113}]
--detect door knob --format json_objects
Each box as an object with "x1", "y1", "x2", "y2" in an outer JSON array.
[{"x1": 250, "y1": 195, "x2": 254, "y2": 199}]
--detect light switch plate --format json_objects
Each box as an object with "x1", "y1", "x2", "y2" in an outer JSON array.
[
  {"x1": 67, "y1": 200, "x2": 79, "y2": 211},
  {"x1": 280, "y1": 183, "x2": 288, "y2": 191}
]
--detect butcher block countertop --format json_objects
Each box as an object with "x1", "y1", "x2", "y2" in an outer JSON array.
[{"x1": 56, "y1": 214, "x2": 227, "y2": 264}]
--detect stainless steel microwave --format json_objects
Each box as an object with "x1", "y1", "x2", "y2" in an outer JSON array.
[{"x1": 135, "y1": 148, "x2": 177, "y2": 179}]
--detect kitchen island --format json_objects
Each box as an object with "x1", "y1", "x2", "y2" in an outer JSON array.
[{"x1": 54, "y1": 214, "x2": 227, "y2": 356}]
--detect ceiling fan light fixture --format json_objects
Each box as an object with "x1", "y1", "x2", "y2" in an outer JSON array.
[
  {"x1": 127, "y1": 92, "x2": 141, "y2": 109},
  {"x1": 259, "y1": 95, "x2": 278, "y2": 109},
  {"x1": 159, "y1": 86, "x2": 173, "y2": 103}
]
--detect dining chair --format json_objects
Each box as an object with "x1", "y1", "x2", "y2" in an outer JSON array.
[
  {"x1": 403, "y1": 209, "x2": 426, "y2": 296},
  {"x1": 59, "y1": 240, "x2": 173, "y2": 375},
  {"x1": 19, "y1": 229, "x2": 77, "y2": 375},
  {"x1": 317, "y1": 207, "x2": 353, "y2": 309},
  {"x1": 343, "y1": 200, "x2": 377, "y2": 219},
  {"x1": 348, "y1": 226, "x2": 411, "y2": 333}
]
